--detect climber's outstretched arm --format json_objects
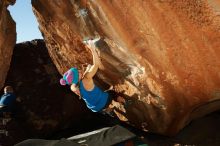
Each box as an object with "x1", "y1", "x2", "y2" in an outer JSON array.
[{"x1": 84, "y1": 40, "x2": 101, "y2": 79}]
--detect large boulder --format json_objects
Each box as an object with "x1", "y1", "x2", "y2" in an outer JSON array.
[
  {"x1": 31, "y1": 0, "x2": 220, "y2": 135},
  {"x1": 0, "y1": 0, "x2": 16, "y2": 90}
]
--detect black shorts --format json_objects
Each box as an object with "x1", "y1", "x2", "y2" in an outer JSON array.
[{"x1": 102, "y1": 90, "x2": 118, "y2": 110}]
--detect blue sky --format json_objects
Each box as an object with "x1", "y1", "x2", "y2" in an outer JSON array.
[{"x1": 8, "y1": 0, "x2": 43, "y2": 43}]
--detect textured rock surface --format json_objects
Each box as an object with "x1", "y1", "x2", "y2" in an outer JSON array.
[
  {"x1": 0, "y1": 0, "x2": 16, "y2": 90},
  {"x1": 32, "y1": 0, "x2": 220, "y2": 135}
]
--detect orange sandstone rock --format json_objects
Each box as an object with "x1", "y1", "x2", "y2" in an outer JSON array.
[
  {"x1": 32, "y1": 0, "x2": 220, "y2": 135},
  {"x1": 0, "y1": 0, "x2": 16, "y2": 90}
]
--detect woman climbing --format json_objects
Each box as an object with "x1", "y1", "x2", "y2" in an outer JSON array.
[{"x1": 60, "y1": 39, "x2": 129, "y2": 115}]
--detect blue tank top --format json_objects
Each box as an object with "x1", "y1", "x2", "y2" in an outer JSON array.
[
  {"x1": 79, "y1": 81, "x2": 108, "y2": 112},
  {"x1": 0, "y1": 93, "x2": 16, "y2": 107}
]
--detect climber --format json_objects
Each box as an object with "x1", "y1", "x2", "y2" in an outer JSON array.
[
  {"x1": 60, "y1": 39, "x2": 129, "y2": 115},
  {"x1": 0, "y1": 86, "x2": 16, "y2": 115}
]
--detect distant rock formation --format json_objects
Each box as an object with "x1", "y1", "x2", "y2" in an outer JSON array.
[
  {"x1": 32, "y1": 0, "x2": 220, "y2": 135},
  {"x1": 0, "y1": 0, "x2": 16, "y2": 90}
]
